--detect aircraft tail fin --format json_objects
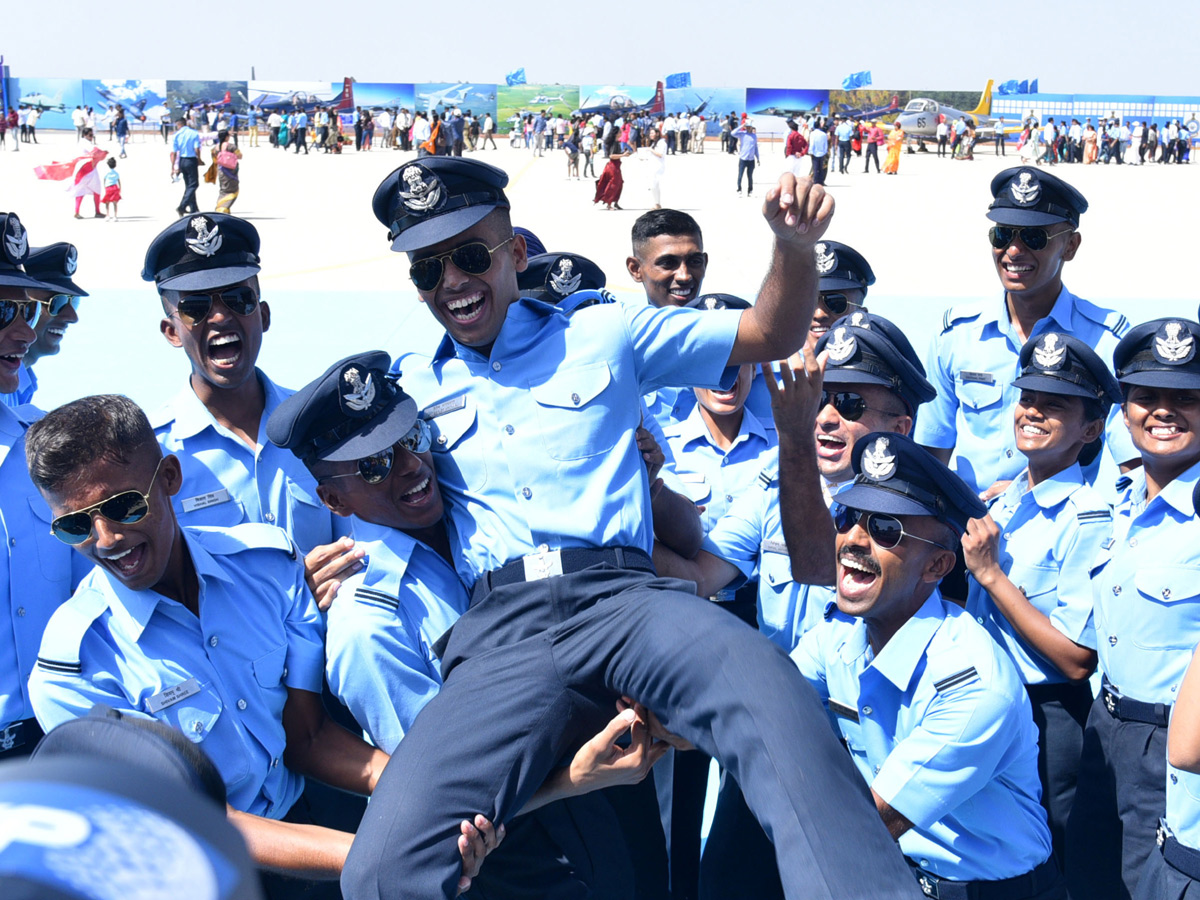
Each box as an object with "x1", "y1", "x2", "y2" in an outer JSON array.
[
  {"x1": 970, "y1": 80, "x2": 994, "y2": 117},
  {"x1": 649, "y1": 82, "x2": 665, "y2": 115},
  {"x1": 221, "y1": 91, "x2": 231, "y2": 106},
  {"x1": 335, "y1": 77, "x2": 355, "y2": 112},
  {"x1": 888, "y1": 95, "x2": 899, "y2": 111}
]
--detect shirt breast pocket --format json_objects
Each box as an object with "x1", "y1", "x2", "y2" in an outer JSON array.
[
  {"x1": 1133, "y1": 566, "x2": 1200, "y2": 651},
  {"x1": 253, "y1": 643, "x2": 288, "y2": 690},
  {"x1": 26, "y1": 495, "x2": 71, "y2": 583},
  {"x1": 758, "y1": 549, "x2": 795, "y2": 632},
  {"x1": 677, "y1": 473, "x2": 711, "y2": 506},
  {"x1": 427, "y1": 399, "x2": 486, "y2": 491},
  {"x1": 1006, "y1": 562, "x2": 1059, "y2": 614},
  {"x1": 953, "y1": 376, "x2": 1003, "y2": 411},
  {"x1": 529, "y1": 363, "x2": 618, "y2": 461},
  {"x1": 285, "y1": 480, "x2": 330, "y2": 551}
]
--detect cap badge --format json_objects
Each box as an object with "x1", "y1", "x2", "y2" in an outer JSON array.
[
  {"x1": 1033, "y1": 333, "x2": 1066, "y2": 369},
  {"x1": 1155, "y1": 321, "x2": 1195, "y2": 365},
  {"x1": 826, "y1": 326, "x2": 857, "y2": 363},
  {"x1": 549, "y1": 257, "x2": 581, "y2": 297},
  {"x1": 862, "y1": 436, "x2": 897, "y2": 481},
  {"x1": 3, "y1": 216, "x2": 27, "y2": 262},
  {"x1": 398, "y1": 164, "x2": 443, "y2": 214},
  {"x1": 64, "y1": 245, "x2": 78, "y2": 276},
  {"x1": 342, "y1": 367, "x2": 376, "y2": 413},
  {"x1": 848, "y1": 311, "x2": 869, "y2": 328},
  {"x1": 185, "y1": 217, "x2": 223, "y2": 257},
  {"x1": 815, "y1": 243, "x2": 837, "y2": 275},
  {"x1": 1011, "y1": 171, "x2": 1041, "y2": 206}
]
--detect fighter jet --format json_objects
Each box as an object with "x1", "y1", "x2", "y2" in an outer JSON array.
[
  {"x1": 751, "y1": 100, "x2": 825, "y2": 119},
  {"x1": 418, "y1": 83, "x2": 473, "y2": 112},
  {"x1": 249, "y1": 78, "x2": 354, "y2": 113},
  {"x1": 893, "y1": 80, "x2": 1018, "y2": 138},
  {"x1": 837, "y1": 95, "x2": 900, "y2": 120},
  {"x1": 18, "y1": 90, "x2": 66, "y2": 113},
  {"x1": 684, "y1": 93, "x2": 715, "y2": 117},
  {"x1": 575, "y1": 82, "x2": 665, "y2": 118}
]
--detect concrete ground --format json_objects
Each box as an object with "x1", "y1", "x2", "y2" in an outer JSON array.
[{"x1": 2, "y1": 128, "x2": 1196, "y2": 413}]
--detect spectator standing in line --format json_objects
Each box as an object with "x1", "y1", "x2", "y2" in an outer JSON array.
[
  {"x1": 784, "y1": 119, "x2": 808, "y2": 177},
  {"x1": 113, "y1": 108, "x2": 129, "y2": 159},
  {"x1": 936, "y1": 116, "x2": 950, "y2": 156},
  {"x1": 733, "y1": 119, "x2": 760, "y2": 197},
  {"x1": 293, "y1": 108, "x2": 309, "y2": 154},
  {"x1": 449, "y1": 108, "x2": 465, "y2": 157},
  {"x1": 267, "y1": 109, "x2": 281, "y2": 148},
  {"x1": 26, "y1": 106, "x2": 40, "y2": 144},
  {"x1": 72, "y1": 105, "x2": 86, "y2": 141}
]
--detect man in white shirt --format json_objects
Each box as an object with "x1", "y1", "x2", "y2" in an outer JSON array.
[
  {"x1": 482, "y1": 113, "x2": 496, "y2": 150},
  {"x1": 663, "y1": 114, "x2": 677, "y2": 154},
  {"x1": 412, "y1": 111, "x2": 432, "y2": 158},
  {"x1": 26, "y1": 107, "x2": 40, "y2": 144},
  {"x1": 71, "y1": 106, "x2": 86, "y2": 141}
]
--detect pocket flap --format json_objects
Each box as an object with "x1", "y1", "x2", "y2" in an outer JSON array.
[
  {"x1": 529, "y1": 363, "x2": 611, "y2": 410},
  {"x1": 1136, "y1": 565, "x2": 1200, "y2": 604},
  {"x1": 426, "y1": 398, "x2": 476, "y2": 452}
]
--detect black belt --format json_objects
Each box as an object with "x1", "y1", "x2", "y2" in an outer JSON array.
[
  {"x1": 0, "y1": 718, "x2": 42, "y2": 758},
  {"x1": 907, "y1": 857, "x2": 1060, "y2": 900},
  {"x1": 1101, "y1": 678, "x2": 1172, "y2": 727},
  {"x1": 1160, "y1": 824, "x2": 1200, "y2": 881},
  {"x1": 482, "y1": 546, "x2": 654, "y2": 592},
  {"x1": 1025, "y1": 680, "x2": 1093, "y2": 705}
]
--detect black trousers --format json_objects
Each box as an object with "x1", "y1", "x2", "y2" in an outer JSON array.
[
  {"x1": 811, "y1": 154, "x2": 828, "y2": 184},
  {"x1": 343, "y1": 565, "x2": 917, "y2": 900},
  {"x1": 938, "y1": 134, "x2": 948, "y2": 156},
  {"x1": 178, "y1": 158, "x2": 200, "y2": 214},
  {"x1": 1066, "y1": 693, "x2": 1167, "y2": 900},
  {"x1": 737, "y1": 159, "x2": 755, "y2": 193},
  {"x1": 294, "y1": 128, "x2": 308, "y2": 153},
  {"x1": 1026, "y1": 681, "x2": 1091, "y2": 874},
  {"x1": 864, "y1": 143, "x2": 880, "y2": 171}
]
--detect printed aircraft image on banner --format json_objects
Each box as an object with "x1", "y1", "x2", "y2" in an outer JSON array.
[
  {"x1": 496, "y1": 84, "x2": 580, "y2": 128},
  {"x1": 745, "y1": 87, "x2": 829, "y2": 133},
  {"x1": 354, "y1": 83, "x2": 416, "y2": 113},
  {"x1": 247, "y1": 79, "x2": 354, "y2": 113},
  {"x1": 575, "y1": 83, "x2": 665, "y2": 118},
  {"x1": 166, "y1": 80, "x2": 248, "y2": 118},
  {"x1": 84, "y1": 79, "x2": 169, "y2": 126},
  {"x1": 415, "y1": 83, "x2": 497, "y2": 115},
  {"x1": 14, "y1": 78, "x2": 84, "y2": 129},
  {"x1": 663, "y1": 86, "x2": 747, "y2": 135},
  {"x1": 828, "y1": 88, "x2": 902, "y2": 122}
]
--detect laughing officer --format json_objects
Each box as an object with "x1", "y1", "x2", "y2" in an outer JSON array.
[
  {"x1": 793, "y1": 433, "x2": 1063, "y2": 899},
  {"x1": 343, "y1": 156, "x2": 922, "y2": 900},
  {"x1": 915, "y1": 166, "x2": 1134, "y2": 498}
]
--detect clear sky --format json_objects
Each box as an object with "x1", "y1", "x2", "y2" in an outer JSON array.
[{"x1": 6, "y1": 1, "x2": 1199, "y2": 95}]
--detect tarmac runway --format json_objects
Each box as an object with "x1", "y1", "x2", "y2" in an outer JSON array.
[{"x1": 2, "y1": 128, "x2": 1196, "y2": 414}]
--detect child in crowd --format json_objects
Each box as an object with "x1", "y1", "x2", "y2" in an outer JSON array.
[{"x1": 101, "y1": 157, "x2": 121, "y2": 222}]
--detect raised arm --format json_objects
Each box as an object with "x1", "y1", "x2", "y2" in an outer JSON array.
[{"x1": 729, "y1": 174, "x2": 834, "y2": 365}]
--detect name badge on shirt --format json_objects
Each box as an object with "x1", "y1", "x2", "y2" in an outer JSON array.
[
  {"x1": 422, "y1": 395, "x2": 467, "y2": 420},
  {"x1": 763, "y1": 540, "x2": 788, "y2": 555},
  {"x1": 182, "y1": 488, "x2": 232, "y2": 513},
  {"x1": 146, "y1": 677, "x2": 201, "y2": 714},
  {"x1": 829, "y1": 699, "x2": 860, "y2": 723},
  {"x1": 960, "y1": 371, "x2": 996, "y2": 385}
]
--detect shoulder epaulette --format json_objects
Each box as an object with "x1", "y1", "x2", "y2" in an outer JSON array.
[
  {"x1": 933, "y1": 666, "x2": 979, "y2": 693},
  {"x1": 940, "y1": 303, "x2": 983, "y2": 333},
  {"x1": 758, "y1": 464, "x2": 778, "y2": 488},
  {"x1": 560, "y1": 289, "x2": 617, "y2": 316},
  {"x1": 189, "y1": 523, "x2": 296, "y2": 560},
  {"x1": 353, "y1": 586, "x2": 400, "y2": 611},
  {"x1": 1075, "y1": 298, "x2": 1130, "y2": 338},
  {"x1": 1114, "y1": 474, "x2": 1134, "y2": 493},
  {"x1": 1077, "y1": 509, "x2": 1113, "y2": 524},
  {"x1": 36, "y1": 589, "x2": 110, "y2": 675}
]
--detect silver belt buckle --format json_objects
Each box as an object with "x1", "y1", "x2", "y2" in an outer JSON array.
[
  {"x1": 522, "y1": 544, "x2": 563, "y2": 581},
  {"x1": 0, "y1": 721, "x2": 24, "y2": 753}
]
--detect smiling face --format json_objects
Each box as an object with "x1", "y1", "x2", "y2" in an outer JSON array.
[
  {"x1": 626, "y1": 233, "x2": 708, "y2": 308},
  {"x1": 835, "y1": 512, "x2": 955, "y2": 645},
  {"x1": 807, "y1": 288, "x2": 866, "y2": 351},
  {"x1": 0, "y1": 286, "x2": 39, "y2": 394},
  {"x1": 815, "y1": 381, "x2": 911, "y2": 483},
  {"x1": 992, "y1": 225, "x2": 1080, "y2": 304},
  {"x1": 159, "y1": 277, "x2": 268, "y2": 392},
  {"x1": 315, "y1": 446, "x2": 444, "y2": 532},
  {"x1": 44, "y1": 449, "x2": 183, "y2": 594},
  {"x1": 1123, "y1": 385, "x2": 1200, "y2": 486},
  {"x1": 1014, "y1": 389, "x2": 1103, "y2": 470},
  {"x1": 408, "y1": 210, "x2": 525, "y2": 354},
  {"x1": 695, "y1": 363, "x2": 753, "y2": 419},
  {"x1": 26, "y1": 290, "x2": 79, "y2": 364}
]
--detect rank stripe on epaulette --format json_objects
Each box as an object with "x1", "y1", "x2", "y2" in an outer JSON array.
[
  {"x1": 829, "y1": 699, "x2": 859, "y2": 722},
  {"x1": 1077, "y1": 510, "x2": 1112, "y2": 522},
  {"x1": 758, "y1": 468, "x2": 777, "y2": 488},
  {"x1": 36, "y1": 657, "x2": 82, "y2": 674},
  {"x1": 354, "y1": 587, "x2": 399, "y2": 609},
  {"x1": 933, "y1": 667, "x2": 978, "y2": 692}
]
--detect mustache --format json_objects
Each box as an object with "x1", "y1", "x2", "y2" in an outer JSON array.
[{"x1": 839, "y1": 544, "x2": 881, "y2": 576}]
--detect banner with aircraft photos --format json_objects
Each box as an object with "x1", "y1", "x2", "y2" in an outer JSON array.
[
  {"x1": 496, "y1": 83, "x2": 579, "y2": 128},
  {"x1": 165, "y1": 80, "x2": 249, "y2": 119},
  {"x1": 744, "y1": 87, "x2": 829, "y2": 133},
  {"x1": 13, "y1": 77, "x2": 84, "y2": 130},
  {"x1": 353, "y1": 83, "x2": 416, "y2": 113},
  {"x1": 82, "y1": 79, "x2": 168, "y2": 126},
  {"x1": 413, "y1": 83, "x2": 498, "y2": 119},
  {"x1": 663, "y1": 86, "x2": 747, "y2": 135}
]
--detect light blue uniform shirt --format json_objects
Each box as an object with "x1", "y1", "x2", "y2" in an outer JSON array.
[
  {"x1": 0, "y1": 404, "x2": 80, "y2": 728},
  {"x1": 171, "y1": 126, "x2": 202, "y2": 159},
  {"x1": 1167, "y1": 762, "x2": 1200, "y2": 850},
  {"x1": 152, "y1": 370, "x2": 349, "y2": 555},
  {"x1": 792, "y1": 592, "x2": 1052, "y2": 881},
  {"x1": 1091, "y1": 460, "x2": 1200, "y2": 705},
  {"x1": 325, "y1": 518, "x2": 468, "y2": 755},
  {"x1": 664, "y1": 404, "x2": 776, "y2": 534},
  {"x1": 394, "y1": 293, "x2": 740, "y2": 584},
  {"x1": 29, "y1": 525, "x2": 325, "y2": 818},
  {"x1": 965, "y1": 465, "x2": 1109, "y2": 684},
  {"x1": 701, "y1": 449, "x2": 837, "y2": 649},
  {"x1": 914, "y1": 286, "x2": 1133, "y2": 496}
]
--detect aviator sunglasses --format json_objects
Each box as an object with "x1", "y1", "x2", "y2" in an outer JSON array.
[
  {"x1": 833, "y1": 504, "x2": 951, "y2": 551},
  {"x1": 408, "y1": 238, "x2": 513, "y2": 292},
  {"x1": 819, "y1": 292, "x2": 862, "y2": 317},
  {"x1": 50, "y1": 458, "x2": 165, "y2": 545},
  {"x1": 821, "y1": 391, "x2": 905, "y2": 423},
  {"x1": 45, "y1": 294, "x2": 82, "y2": 317},
  {"x1": 322, "y1": 420, "x2": 433, "y2": 486},
  {"x1": 987, "y1": 225, "x2": 1074, "y2": 252},
  {"x1": 172, "y1": 286, "x2": 260, "y2": 326},
  {"x1": 0, "y1": 298, "x2": 43, "y2": 331}
]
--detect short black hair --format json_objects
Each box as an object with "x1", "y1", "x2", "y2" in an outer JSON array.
[
  {"x1": 631, "y1": 209, "x2": 703, "y2": 254},
  {"x1": 26, "y1": 395, "x2": 159, "y2": 495}
]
